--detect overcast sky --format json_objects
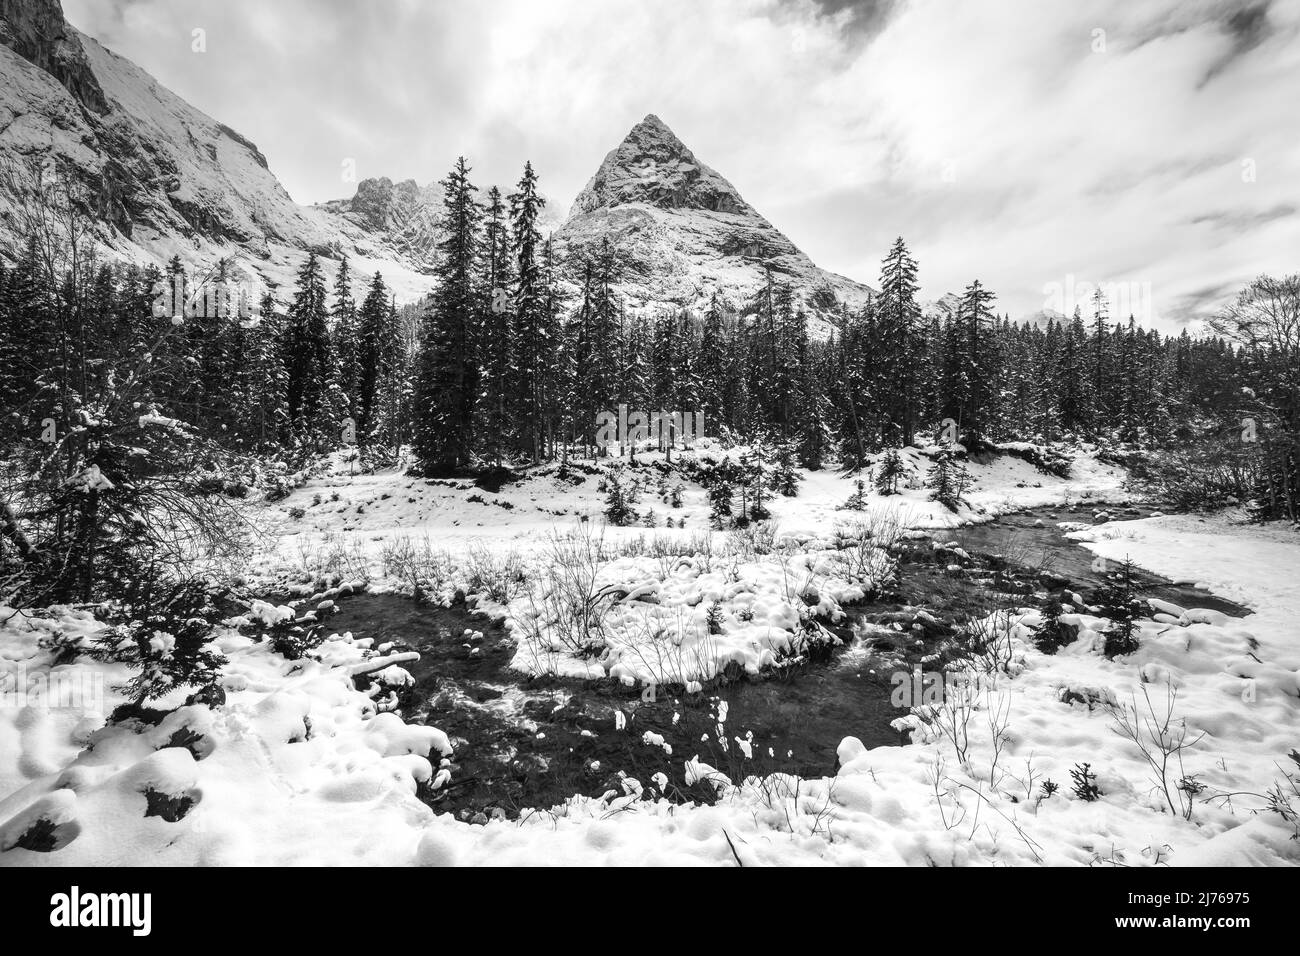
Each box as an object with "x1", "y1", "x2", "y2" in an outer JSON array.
[{"x1": 64, "y1": 0, "x2": 1300, "y2": 328}]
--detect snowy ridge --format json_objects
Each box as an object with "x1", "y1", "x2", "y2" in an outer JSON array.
[
  {"x1": 557, "y1": 114, "x2": 875, "y2": 335},
  {"x1": 0, "y1": 0, "x2": 435, "y2": 303},
  {"x1": 571, "y1": 114, "x2": 754, "y2": 217},
  {"x1": 0, "y1": 3, "x2": 873, "y2": 320}
]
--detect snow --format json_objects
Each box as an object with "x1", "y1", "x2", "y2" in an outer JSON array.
[
  {"x1": 642, "y1": 730, "x2": 672, "y2": 754},
  {"x1": 505, "y1": 536, "x2": 884, "y2": 684},
  {"x1": 0, "y1": 21, "x2": 435, "y2": 306},
  {"x1": 558, "y1": 115, "x2": 873, "y2": 335},
  {"x1": 5, "y1": 30, "x2": 858, "y2": 323},
  {"x1": 3, "y1": 448, "x2": 1298, "y2": 866},
  {"x1": 66, "y1": 465, "x2": 114, "y2": 492},
  {"x1": 0, "y1": 610, "x2": 452, "y2": 864}
]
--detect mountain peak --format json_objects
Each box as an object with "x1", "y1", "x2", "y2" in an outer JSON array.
[
  {"x1": 558, "y1": 113, "x2": 875, "y2": 334},
  {"x1": 634, "y1": 113, "x2": 672, "y2": 134},
  {"x1": 570, "y1": 113, "x2": 750, "y2": 217}
]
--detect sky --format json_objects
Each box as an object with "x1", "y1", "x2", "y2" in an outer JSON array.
[{"x1": 63, "y1": 0, "x2": 1300, "y2": 328}]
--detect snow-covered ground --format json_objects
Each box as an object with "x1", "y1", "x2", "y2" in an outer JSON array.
[
  {"x1": 2, "y1": 447, "x2": 1298, "y2": 865},
  {"x1": 257, "y1": 442, "x2": 1125, "y2": 559},
  {"x1": 253, "y1": 444, "x2": 1123, "y2": 686}
]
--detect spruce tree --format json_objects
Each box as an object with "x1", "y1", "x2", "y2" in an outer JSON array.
[
  {"x1": 697, "y1": 294, "x2": 728, "y2": 435},
  {"x1": 538, "y1": 234, "x2": 566, "y2": 457},
  {"x1": 1030, "y1": 595, "x2": 1076, "y2": 654},
  {"x1": 508, "y1": 161, "x2": 548, "y2": 461},
  {"x1": 477, "y1": 185, "x2": 514, "y2": 463},
  {"x1": 875, "y1": 447, "x2": 905, "y2": 495},
  {"x1": 837, "y1": 306, "x2": 877, "y2": 469},
  {"x1": 1097, "y1": 558, "x2": 1143, "y2": 657},
  {"x1": 376, "y1": 296, "x2": 415, "y2": 455},
  {"x1": 950, "y1": 279, "x2": 997, "y2": 447},
  {"x1": 246, "y1": 292, "x2": 287, "y2": 447},
  {"x1": 799, "y1": 344, "x2": 834, "y2": 469},
  {"x1": 877, "y1": 237, "x2": 922, "y2": 446},
  {"x1": 331, "y1": 257, "x2": 359, "y2": 422},
  {"x1": 282, "y1": 253, "x2": 338, "y2": 445},
  {"x1": 1059, "y1": 307, "x2": 1090, "y2": 434},
  {"x1": 413, "y1": 158, "x2": 482, "y2": 474},
  {"x1": 1091, "y1": 288, "x2": 1110, "y2": 433},
  {"x1": 603, "y1": 465, "x2": 637, "y2": 526},
  {"x1": 926, "y1": 449, "x2": 968, "y2": 511},
  {"x1": 1117, "y1": 314, "x2": 1141, "y2": 443},
  {"x1": 588, "y1": 240, "x2": 623, "y2": 443},
  {"x1": 354, "y1": 271, "x2": 391, "y2": 444}
]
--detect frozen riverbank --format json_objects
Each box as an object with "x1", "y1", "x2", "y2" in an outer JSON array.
[{"x1": 2, "y1": 453, "x2": 1297, "y2": 865}]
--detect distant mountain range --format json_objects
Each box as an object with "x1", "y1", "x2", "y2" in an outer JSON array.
[{"x1": 0, "y1": 0, "x2": 876, "y2": 327}]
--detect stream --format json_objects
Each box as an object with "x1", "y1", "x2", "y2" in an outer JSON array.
[{"x1": 321, "y1": 502, "x2": 1251, "y2": 821}]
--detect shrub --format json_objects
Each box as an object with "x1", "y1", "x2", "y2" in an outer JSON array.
[
  {"x1": 839, "y1": 478, "x2": 868, "y2": 511},
  {"x1": 874, "y1": 448, "x2": 905, "y2": 495},
  {"x1": 708, "y1": 482, "x2": 734, "y2": 528},
  {"x1": 999, "y1": 443, "x2": 1072, "y2": 478},
  {"x1": 518, "y1": 526, "x2": 613, "y2": 654},
  {"x1": 91, "y1": 579, "x2": 227, "y2": 707},
  {"x1": 1131, "y1": 440, "x2": 1257, "y2": 512},
  {"x1": 261, "y1": 613, "x2": 328, "y2": 661},
  {"x1": 706, "y1": 601, "x2": 724, "y2": 635},
  {"x1": 464, "y1": 543, "x2": 527, "y2": 603},
  {"x1": 926, "y1": 450, "x2": 969, "y2": 511},
  {"x1": 1096, "y1": 559, "x2": 1144, "y2": 658},
  {"x1": 769, "y1": 442, "x2": 802, "y2": 498},
  {"x1": 1030, "y1": 596, "x2": 1077, "y2": 654},
  {"x1": 1070, "y1": 762, "x2": 1101, "y2": 801},
  {"x1": 379, "y1": 538, "x2": 447, "y2": 598},
  {"x1": 726, "y1": 521, "x2": 777, "y2": 559},
  {"x1": 603, "y1": 465, "x2": 638, "y2": 526}
]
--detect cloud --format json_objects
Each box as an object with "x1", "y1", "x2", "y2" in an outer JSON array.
[
  {"x1": 1201, "y1": 1, "x2": 1274, "y2": 83},
  {"x1": 61, "y1": 0, "x2": 1300, "y2": 328},
  {"x1": 780, "y1": 0, "x2": 902, "y2": 39}
]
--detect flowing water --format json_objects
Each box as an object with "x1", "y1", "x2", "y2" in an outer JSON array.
[{"x1": 322, "y1": 503, "x2": 1251, "y2": 820}]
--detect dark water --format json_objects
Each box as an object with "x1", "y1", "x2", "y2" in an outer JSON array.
[
  {"x1": 327, "y1": 591, "x2": 904, "y2": 818},
  {"x1": 321, "y1": 504, "x2": 1250, "y2": 819},
  {"x1": 947, "y1": 502, "x2": 1251, "y2": 617}
]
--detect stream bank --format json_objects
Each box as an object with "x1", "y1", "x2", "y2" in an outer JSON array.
[{"x1": 320, "y1": 503, "x2": 1250, "y2": 821}]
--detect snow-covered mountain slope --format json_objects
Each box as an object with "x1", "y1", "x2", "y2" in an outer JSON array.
[
  {"x1": 556, "y1": 114, "x2": 875, "y2": 335},
  {"x1": 314, "y1": 177, "x2": 444, "y2": 266},
  {"x1": 0, "y1": 0, "x2": 434, "y2": 302},
  {"x1": 0, "y1": 2, "x2": 872, "y2": 320}
]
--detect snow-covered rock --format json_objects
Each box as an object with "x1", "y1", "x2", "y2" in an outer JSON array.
[
  {"x1": 0, "y1": 0, "x2": 434, "y2": 301},
  {"x1": 555, "y1": 114, "x2": 874, "y2": 336}
]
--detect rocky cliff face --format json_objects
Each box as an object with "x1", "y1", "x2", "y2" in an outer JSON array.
[
  {"x1": 0, "y1": 0, "x2": 433, "y2": 301},
  {"x1": 316, "y1": 177, "x2": 442, "y2": 265},
  {"x1": 0, "y1": 2, "x2": 876, "y2": 320},
  {"x1": 557, "y1": 114, "x2": 874, "y2": 334},
  {"x1": 570, "y1": 114, "x2": 751, "y2": 217},
  {"x1": 0, "y1": 0, "x2": 106, "y2": 113}
]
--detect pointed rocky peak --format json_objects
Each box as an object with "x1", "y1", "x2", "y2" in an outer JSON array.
[
  {"x1": 570, "y1": 113, "x2": 752, "y2": 217},
  {"x1": 634, "y1": 112, "x2": 672, "y2": 135},
  {"x1": 556, "y1": 112, "x2": 875, "y2": 331}
]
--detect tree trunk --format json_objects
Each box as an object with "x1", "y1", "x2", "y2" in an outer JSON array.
[{"x1": 0, "y1": 500, "x2": 39, "y2": 564}]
